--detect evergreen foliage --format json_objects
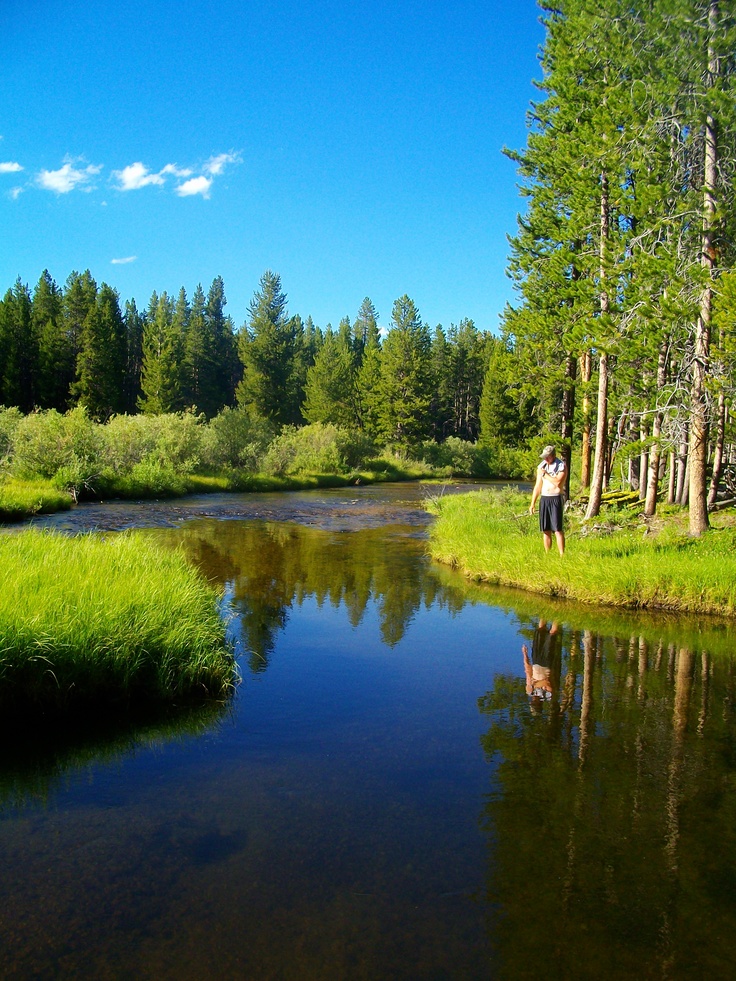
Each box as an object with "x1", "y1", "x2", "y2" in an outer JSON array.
[
  {"x1": 237, "y1": 270, "x2": 304, "y2": 425},
  {"x1": 375, "y1": 295, "x2": 433, "y2": 444}
]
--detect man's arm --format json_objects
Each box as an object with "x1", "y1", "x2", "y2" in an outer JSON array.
[{"x1": 529, "y1": 468, "x2": 543, "y2": 512}]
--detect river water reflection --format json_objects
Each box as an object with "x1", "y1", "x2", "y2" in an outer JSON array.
[{"x1": 3, "y1": 483, "x2": 736, "y2": 979}]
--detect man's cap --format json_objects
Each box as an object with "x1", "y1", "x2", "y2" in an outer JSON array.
[{"x1": 540, "y1": 445, "x2": 555, "y2": 458}]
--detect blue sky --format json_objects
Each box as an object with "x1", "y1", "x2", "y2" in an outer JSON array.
[{"x1": 1, "y1": 0, "x2": 545, "y2": 333}]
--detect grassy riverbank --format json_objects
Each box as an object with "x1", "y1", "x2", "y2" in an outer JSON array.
[
  {"x1": 0, "y1": 478, "x2": 73, "y2": 522},
  {"x1": 426, "y1": 489, "x2": 736, "y2": 616},
  {"x1": 0, "y1": 529, "x2": 234, "y2": 711}
]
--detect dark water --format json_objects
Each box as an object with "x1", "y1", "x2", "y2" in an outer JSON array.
[{"x1": 3, "y1": 483, "x2": 736, "y2": 980}]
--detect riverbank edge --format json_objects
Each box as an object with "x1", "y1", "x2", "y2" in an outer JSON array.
[
  {"x1": 426, "y1": 489, "x2": 736, "y2": 617},
  {"x1": 0, "y1": 464, "x2": 438, "y2": 524}
]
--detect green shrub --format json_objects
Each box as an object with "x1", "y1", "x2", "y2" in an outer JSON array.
[
  {"x1": 483, "y1": 440, "x2": 538, "y2": 480},
  {"x1": 148, "y1": 410, "x2": 205, "y2": 472},
  {"x1": 262, "y1": 423, "x2": 350, "y2": 476},
  {"x1": 200, "y1": 407, "x2": 275, "y2": 471},
  {"x1": 10, "y1": 407, "x2": 105, "y2": 496},
  {"x1": 410, "y1": 438, "x2": 489, "y2": 476},
  {"x1": 102, "y1": 411, "x2": 205, "y2": 475},
  {"x1": 0, "y1": 406, "x2": 23, "y2": 468},
  {"x1": 102, "y1": 414, "x2": 163, "y2": 471}
]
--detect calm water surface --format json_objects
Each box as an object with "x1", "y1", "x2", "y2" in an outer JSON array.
[{"x1": 3, "y1": 483, "x2": 736, "y2": 979}]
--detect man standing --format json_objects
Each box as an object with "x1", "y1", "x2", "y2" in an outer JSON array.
[{"x1": 529, "y1": 444, "x2": 566, "y2": 555}]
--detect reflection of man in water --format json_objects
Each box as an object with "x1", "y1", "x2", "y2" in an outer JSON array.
[{"x1": 522, "y1": 620, "x2": 562, "y2": 711}]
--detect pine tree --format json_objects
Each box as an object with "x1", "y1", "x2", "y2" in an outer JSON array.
[
  {"x1": 62, "y1": 270, "x2": 98, "y2": 404},
  {"x1": 375, "y1": 295, "x2": 432, "y2": 444},
  {"x1": 74, "y1": 283, "x2": 127, "y2": 419},
  {"x1": 0, "y1": 279, "x2": 37, "y2": 411},
  {"x1": 182, "y1": 283, "x2": 208, "y2": 412},
  {"x1": 355, "y1": 319, "x2": 382, "y2": 436},
  {"x1": 138, "y1": 292, "x2": 182, "y2": 414},
  {"x1": 237, "y1": 271, "x2": 302, "y2": 424},
  {"x1": 33, "y1": 270, "x2": 71, "y2": 411},
  {"x1": 479, "y1": 337, "x2": 536, "y2": 447},
  {"x1": 124, "y1": 299, "x2": 145, "y2": 413},
  {"x1": 353, "y1": 297, "x2": 379, "y2": 363},
  {"x1": 447, "y1": 319, "x2": 489, "y2": 441},
  {"x1": 429, "y1": 325, "x2": 452, "y2": 441},
  {"x1": 204, "y1": 276, "x2": 238, "y2": 415},
  {"x1": 302, "y1": 326, "x2": 358, "y2": 426}
]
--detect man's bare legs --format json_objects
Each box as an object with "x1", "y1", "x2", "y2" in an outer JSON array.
[{"x1": 542, "y1": 531, "x2": 565, "y2": 555}]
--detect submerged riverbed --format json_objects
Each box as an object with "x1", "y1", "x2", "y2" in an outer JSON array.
[{"x1": 3, "y1": 483, "x2": 736, "y2": 979}]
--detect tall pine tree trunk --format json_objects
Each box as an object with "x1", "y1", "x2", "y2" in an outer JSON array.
[
  {"x1": 645, "y1": 341, "x2": 669, "y2": 516},
  {"x1": 707, "y1": 389, "x2": 726, "y2": 507},
  {"x1": 561, "y1": 354, "x2": 576, "y2": 498},
  {"x1": 579, "y1": 351, "x2": 592, "y2": 488},
  {"x1": 667, "y1": 450, "x2": 676, "y2": 504},
  {"x1": 639, "y1": 417, "x2": 649, "y2": 500},
  {"x1": 585, "y1": 171, "x2": 610, "y2": 520},
  {"x1": 688, "y1": 0, "x2": 719, "y2": 535}
]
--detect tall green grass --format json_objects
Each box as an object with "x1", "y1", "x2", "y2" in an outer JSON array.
[
  {"x1": 0, "y1": 529, "x2": 235, "y2": 710},
  {"x1": 0, "y1": 477, "x2": 73, "y2": 522},
  {"x1": 426, "y1": 489, "x2": 736, "y2": 616}
]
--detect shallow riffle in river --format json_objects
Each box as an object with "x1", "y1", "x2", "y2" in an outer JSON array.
[{"x1": 2, "y1": 483, "x2": 736, "y2": 980}]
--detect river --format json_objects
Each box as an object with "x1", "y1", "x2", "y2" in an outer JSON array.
[{"x1": 2, "y1": 482, "x2": 736, "y2": 979}]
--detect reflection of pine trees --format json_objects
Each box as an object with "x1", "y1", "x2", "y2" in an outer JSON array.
[
  {"x1": 155, "y1": 519, "x2": 469, "y2": 673},
  {"x1": 478, "y1": 628, "x2": 736, "y2": 979}
]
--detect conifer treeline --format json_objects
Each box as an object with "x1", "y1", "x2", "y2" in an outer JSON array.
[
  {"x1": 0, "y1": 268, "x2": 523, "y2": 448},
  {"x1": 505, "y1": 0, "x2": 736, "y2": 532}
]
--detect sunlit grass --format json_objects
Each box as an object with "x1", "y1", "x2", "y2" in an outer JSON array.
[
  {"x1": 0, "y1": 477, "x2": 72, "y2": 522},
  {"x1": 0, "y1": 529, "x2": 235, "y2": 710},
  {"x1": 426, "y1": 489, "x2": 736, "y2": 615}
]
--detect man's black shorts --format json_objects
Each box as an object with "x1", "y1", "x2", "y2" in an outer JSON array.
[{"x1": 539, "y1": 495, "x2": 564, "y2": 533}]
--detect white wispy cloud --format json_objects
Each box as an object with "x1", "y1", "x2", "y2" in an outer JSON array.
[
  {"x1": 0, "y1": 161, "x2": 23, "y2": 174},
  {"x1": 112, "y1": 161, "x2": 194, "y2": 191},
  {"x1": 111, "y1": 255, "x2": 137, "y2": 265},
  {"x1": 24, "y1": 151, "x2": 239, "y2": 199},
  {"x1": 175, "y1": 175, "x2": 213, "y2": 198},
  {"x1": 160, "y1": 163, "x2": 192, "y2": 179},
  {"x1": 112, "y1": 162, "x2": 166, "y2": 191},
  {"x1": 37, "y1": 157, "x2": 102, "y2": 193},
  {"x1": 203, "y1": 151, "x2": 240, "y2": 176},
  {"x1": 9, "y1": 186, "x2": 23, "y2": 200}
]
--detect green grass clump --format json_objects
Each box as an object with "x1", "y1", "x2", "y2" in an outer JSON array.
[
  {"x1": 426, "y1": 489, "x2": 736, "y2": 616},
  {"x1": 0, "y1": 477, "x2": 73, "y2": 522},
  {"x1": 0, "y1": 529, "x2": 235, "y2": 710}
]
